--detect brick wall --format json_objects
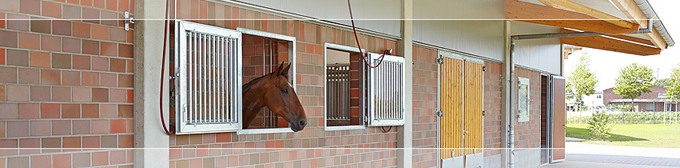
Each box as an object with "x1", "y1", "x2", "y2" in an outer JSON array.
[
  {"x1": 167, "y1": 0, "x2": 401, "y2": 167},
  {"x1": 483, "y1": 62, "x2": 503, "y2": 157},
  {"x1": 411, "y1": 46, "x2": 438, "y2": 168},
  {"x1": 514, "y1": 68, "x2": 541, "y2": 149},
  {"x1": 0, "y1": 0, "x2": 135, "y2": 167}
]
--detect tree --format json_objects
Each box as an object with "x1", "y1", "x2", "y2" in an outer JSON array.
[
  {"x1": 566, "y1": 54, "x2": 598, "y2": 111},
  {"x1": 613, "y1": 63, "x2": 654, "y2": 112},
  {"x1": 665, "y1": 67, "x2": 680, "y2": 104},
  {"x1": 653, "y1": 78, "x2": 673, "y2": 88},
  {"x1": 587, "y1": 111, "x2": 611, "y2": 141}
]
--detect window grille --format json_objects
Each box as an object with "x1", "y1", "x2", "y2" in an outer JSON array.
[
  {"x1": 175, "y1": 21, "x2": 242, "y2": 133},
  {"x1": 518, "y1": 77, "x2": 530, "y2": 122},
  {"x1": 366, "y1": 53, "x2": 406, "y2": 126},
  {"x1": 327, "y1": 64, "x2": 351, "y2": 122}
]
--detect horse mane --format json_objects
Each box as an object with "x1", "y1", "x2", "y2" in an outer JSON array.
[{"x1": 242, "y1": 71, "x2": 288, "y2": 90}]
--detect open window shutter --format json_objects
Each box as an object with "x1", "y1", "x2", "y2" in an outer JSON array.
[
  {"x1": 518, "y1": 77, "x2": 531, "y2": 122},
  {"x1": 175, "y1": 21, "x2": 243, "y2": 134},
  {"x1": 366, "y1": 53, "x2": 406, "y2": 126}
]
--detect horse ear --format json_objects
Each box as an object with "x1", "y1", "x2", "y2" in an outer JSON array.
[{"x1": 279, "y1": 62, "x2": 292, "y2": 79}]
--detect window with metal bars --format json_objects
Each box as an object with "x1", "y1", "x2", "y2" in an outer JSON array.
[
  {"x1": 324, "y1": 43, "x2": 405, "y2": 130},
  {"x1": 173, "y1": 20, "x2": 243, "y2": 134}
]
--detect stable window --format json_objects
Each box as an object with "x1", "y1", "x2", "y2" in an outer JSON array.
[
  {"x1": 173, "y1": 20, "x2": 243, "y2": 134},
  {"x1": 518, "y1": 77, "x2": 531, "y2": 122},
  {"x1": 646, "y1": 104, "x2": 654, "y2": 110},
  {"x1": 171, "y1": 21, "x2": 296, "y2": 134},
  {"x1": 324, "y1": 43, "x2": 405, "y2": 130}
]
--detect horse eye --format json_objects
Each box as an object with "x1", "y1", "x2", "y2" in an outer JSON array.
[{"x1": 281, "y1": 88, "x2": 288, "y2": 94}]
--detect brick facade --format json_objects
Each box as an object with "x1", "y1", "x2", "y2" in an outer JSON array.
[
  {"x1": 603, "y1": 86, "x2": 668, "y2": 112},
  {"x1": 0, "y1": 0, "x2": 135, "y2": 167},
  {"x1": 411, "y1": 46, "x2": 438, "y2": 168}
]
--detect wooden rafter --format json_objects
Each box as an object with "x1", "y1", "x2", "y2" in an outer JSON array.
[
  {"x1": 560, "y1": 29, "x2": 661, "y2": 56},
  {"x1": 537, "y1": 0, "x2": 635, "y2": 29},
  {"x1": 609, "y1": 0, "x2": 667, "y2": 49},
  {"x1": 505, "y1": 0, "x2": 640, "y2": 34}
]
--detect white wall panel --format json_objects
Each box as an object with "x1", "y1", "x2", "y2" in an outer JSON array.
[
  {"x1": 237, "y1": 0, "x2": 401, "y2": 37},
  {"x1": 512, "y1": 22, "x2": 562, "y2": 75},
  {"x1": 413, "y1": 0, "x2": 506, "y2": 61}
]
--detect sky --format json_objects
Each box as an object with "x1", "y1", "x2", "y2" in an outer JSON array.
[{"x1": 563, "y1": 0, "x2": 680, "y2": 91}]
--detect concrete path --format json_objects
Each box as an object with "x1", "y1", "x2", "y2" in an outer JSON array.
[{"x1": 540, "y1": 142, "x2": 680, "y2": 168}]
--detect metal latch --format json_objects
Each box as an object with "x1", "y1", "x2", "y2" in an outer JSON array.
[
  {"x1": 436, "y1": 110, "x2": 444, "y2": 117},
  {"x1": 436, "y1": 57, "x2": 444, "y2": 64},
  {"x1": 482, "y1": 111, "x2": 486, "y2": 116},
  {"x1": 124, "y1": 12, "x2": 135, "y2": 31}
]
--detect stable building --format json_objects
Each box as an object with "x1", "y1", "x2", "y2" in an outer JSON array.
[{"x1": 0, "y1": 0, "x2": 674, "y2": 168}]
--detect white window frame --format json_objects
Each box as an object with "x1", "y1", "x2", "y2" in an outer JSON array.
[
  {"x1": 175, "y1": 20, "x2": 243, "y2": 134},
  {"x1": 366, "y1": 53, "x2": 406, "y2": 126},
  {"x1": 235, "y1": 27, "x2": 297, "y2": 135},
  {"x1": 518, "y1": 77, "x2": 531, "y2": 122},
  {"x1": 323, "y1": 43, "x2": 367, "y2": 131}
]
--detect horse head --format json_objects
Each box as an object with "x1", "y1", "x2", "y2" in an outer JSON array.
[{"x1": 242, "y1": 62, "x2": 307, "y2": 132}]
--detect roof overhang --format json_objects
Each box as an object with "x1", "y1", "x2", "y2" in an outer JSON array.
[{"x1": 506, "y1": 0, "x2": 674, "y2": 56}]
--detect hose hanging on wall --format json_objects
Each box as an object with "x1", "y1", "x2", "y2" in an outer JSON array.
[
  {"x1": 159, "y1": 0, "x2": 175, "y2": 136},
  {"x1": 347, "y1": 0, "x2": 390, "y2": 69}
]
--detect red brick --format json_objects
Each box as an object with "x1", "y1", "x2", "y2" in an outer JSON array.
[
  {"x1": 101, "y1": 10, "x2": 117, "y2": 26},
  {"x1": 30, "y1": 18, "x2": 51, "y2": 34},
  {"x1": 42, "y1": 137, "x2": 62, "y2": 153},
  {"x1": 29, "y1": 51, "x2": 51, "y2": 68},
  {"x1": 0, "y1": 12, "x2": 4, "y2": 29},
  {"x1": 7, "y1": 14, "x2": 29, "y2": 31},
  {"x1": 81, "y1": 0, "x2": 92, "y2": 6},
  {"x1": 20, "y1": 0, "x2": 41, "y2": 15},
  {"x1": 101, "y1": 73, "x2": 117, "y2": 87},
  {"x1": 126, "y1": 89, "x2": 133, "y2": 103},
  {"x1": 127, "y1": 30, "x2": 134, "y2": 43},
  {"x1": 63, "y1": 37, "x2": 82, "y2": 54},
  {"x1": 82, "y1": 104, "x2": 99, "y2": 118},
  {"x1": 53, "y1": 154, "x2": 71, "y2": 168},
  {"x1": 118, "y1": 134, "x2": 133, "y2": 148},
  {"x1": 19, "y1": 138, "x2": 40, "y2": 154},
  {"x1": 19, "y1": 33, "x2": 40, "y2": 50},
  {"x1": 52, "y1": 53, "x2": 71, "y2": 69},
  {"x1": 62, "y1": 71, "x2": 81, "y2": 86},
  {"x1": 82, "y1": 40, "x2": 100, "y2": 55},
  {"x1": 83, "y1": 136, "x2": 100, "y2": 149},
  {"x1": 42, "y1": 35, "x2": 62, "y2": 52},
  {"x1": 106, "y1": 0, "x2": 117, "y2": 10},
  {"x1": 110, "y1": 119, "x2": 126, "y2": 133},
  {"x1": 53, "y1": 20, "x2": 72, "y2": 36},
  {"x1": 73, "y1": 22, "x2": 91, "y2": 38},
  {"x1": 73, "y1": 55, "x2": 91, "y2": 70},
  {"x1": 118, "y1": 0, "x2": 129, "y2": 12},
  {"x1": 52, "y1": 120, "x2": 72, "y2": 135},
  {"x1": 72, "y1": 120, "x2": 91, "y2": 135},
  {"x1": 6, "y1": 85, "x2": 29, "y2": 101},
  {"x1": 110, "y1": 27, "x2": 126, "y2": 42},
  {"x1": 18, "y1": 103, "x2": 39, "y2": 119},
  {"x1": 62, "y1": 104, "x2": 81, "y2": 118},
  {"x1": 63, "y1": 137, "x2": 82, "y2": 151},
  {"x1": 127, "y1": 60, "x2": 134, "y2": 73},
  {"x1": 119, "y1": 74, "x2": 133, "y2": 88},
  {"x1": 119, "y1": 44, "x2": 133, "y2": 58},
  {"x1": 0, "y1": 48, "x2": 4, "y2": 65},
  {"x1": 7, "y1": 49, "x2": 28, "y2": 66},
  {"x1": 30, "y1": 86, "x2": 51, "y2": 101},
  {"x1": 0, "y1": 30, "x2": 17, "y2": 48},
  {"x1": 93, "y1": 0, "x2": 105, "y2": 9},
  {"x1": 92, "y1": 56, "x2": 108, "y2": 71},
  {"x1": 18, "y1": 68, "x2": 40, "y2": 84},
  {"x1": 30, "y1": 120, "x2": 51, "y2": 136},
  {"x1": 110, "y1": 150, "x2": 125, "y2": 164},
  {"x1": 92, "y1": 88, "x2": 109, "y2": 102},
  {"x1": 110, "y1": 58, "x2": 125, "y2": 72},
  {"x1": 41, "y1": 103, "x2": 61, "y2": 118},
  {"x1": 73, "y1": 87, "x2": 92, "y2": 102},
  {"x1": 82, "y1": 7, "x2": 100, "y2": 24},
  {"x1": 92, "y1": 24, "x2": 109, "y2": 40},
  {"x1": 101, "y1": 41, "x2": 117, "y2": 56},
  {"x1": 51, "y1": 87, "x2": 71, "y2": 102},
  {"x1": 0, "y1": 85, "x2": 5, "y2": 102},
  {"x1": 92, "y1": 120, "x2": 109, "y2": 134},
  {"x1": 41, "y1": 69, "x2": 61, "y2": 85},
  {"x1": 43, "y1": 1, "x2": 63, "y2": 18},
  {"x1": 82, "y1": 72, "x2": 100, "y2": 86}
]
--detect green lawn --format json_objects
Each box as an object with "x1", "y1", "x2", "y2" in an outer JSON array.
[{"x1": 566, "y1": 124, "x2": 680, "y2": 148}]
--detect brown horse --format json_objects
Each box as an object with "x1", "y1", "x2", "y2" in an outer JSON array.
[{"x1": 242, "y1": 62, "x2": 307, "y2": 132}]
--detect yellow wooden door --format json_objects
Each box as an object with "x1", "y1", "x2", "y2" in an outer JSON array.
[
  {"x1": 464, "y1": 61, "x2": 483, "y2": 155},
  {"x1": 440, "y1": 57, "x2": 464, "y2": 159}
]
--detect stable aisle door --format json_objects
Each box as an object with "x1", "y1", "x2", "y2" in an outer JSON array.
[{"x1": 438, "y1": 51, "x2": 484, "y2": 168}]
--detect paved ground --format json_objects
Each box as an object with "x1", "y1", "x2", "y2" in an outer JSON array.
[{"x1": 539, "y1": 142, "x2": 680, "y2": 168}]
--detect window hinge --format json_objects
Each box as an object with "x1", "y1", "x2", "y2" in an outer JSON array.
[
  {"x1": 482, "y1": 110, "x2": 486, "y2": 116},
  {"x1": 483, "y1": 66, "x2": 486, "y2": 72},
  {"x1": 124, "y1": 11, "x2": 135, "y2": 31},
  {"x1": 436, "y1": 110, "x2": 443, "y2": 117},
  {"x1": 363, "y1": 116, "x2": 368, "y2": 123},
  {"x1": 436, "y1": 57, "x2": 444, "y2": 65}
]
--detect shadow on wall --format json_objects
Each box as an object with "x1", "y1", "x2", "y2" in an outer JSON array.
[{"x1": 566, "y1": 127, "x2": 648, "y2": 142}]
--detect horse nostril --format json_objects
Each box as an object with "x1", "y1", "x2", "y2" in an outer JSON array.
[{"x1": 299, "y1": 120, "x2": 306, "y2": 127}]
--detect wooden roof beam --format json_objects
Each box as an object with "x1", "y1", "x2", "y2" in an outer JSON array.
[
  {"x1": 537, "y1": 0, "x2": 636, "y2": 29},
  {"x1": 609, "y1": 0, "x2": 667, "y2": 49},
  {"x1": 560, "y1": 29, "x2": 661, "y2": 56},
  {"x1": 505, "y1": 0, "x2": 640, "y2": 34}
]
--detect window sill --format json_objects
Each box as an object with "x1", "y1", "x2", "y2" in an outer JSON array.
[
  {"x1": 236, "y1": 128, "x2": 293, "y2": 135},
  {"x1": 324, "y1": 125, "x2": 366, "y2": 131}
]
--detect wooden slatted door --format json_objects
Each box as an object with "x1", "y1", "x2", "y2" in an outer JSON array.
[
  {"x1": 439, "y1": 52, "x2": 484, "y2": 168},
  {"x1": 440, "y1": 57, "x2": 464, "y2": 160}
]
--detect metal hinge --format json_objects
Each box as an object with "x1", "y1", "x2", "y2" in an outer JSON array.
[
  {"x1": 363, "y1": 116, "x2": 368, "y2": 123},
  {"x1": 436, "y1": 57, "x2": 444, "y2": 64},
  {"x1": 482, "y1": 111, "x2": 486, "y2": 116},
  {"x1": 483, "y1": 66, "x2": 486, "y2": 71},
  {"x1": 436, "y1": 110, "x2": 443, "y2": 117},
  {"x1": 124, "y1": 11, "x2": 135, "y2": 31}
]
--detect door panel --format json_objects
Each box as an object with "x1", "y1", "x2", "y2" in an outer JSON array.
[
  {"x1": 552, "y1": 77, "x2": 566, "y2": 161},
  {"x1": 464, "y1": 61, "x2": 483, "y2": 155},
  {"x1": 441, "y1": 57, "x2": 465, "y2": 159}
]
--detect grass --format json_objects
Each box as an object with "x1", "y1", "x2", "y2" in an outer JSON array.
[{"x1": 566, "y1": 124, "x2": 680, "y2": 148}]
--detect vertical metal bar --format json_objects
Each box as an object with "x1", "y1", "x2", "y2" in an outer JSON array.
[
  {"x1": 216, "y1": 36, "x2": 221, "y2": 123},
  {"x1": 191, "y1": 31, "x2": 196, "y2": 124},
  {"x1": 202, "y1": 34, "x2": 206, "y2": 123},
  {"x1": 208, "y1": 35, "x2": 213, "y2": 123},
  {"x1": 231, "y1": 38, "x2": 237, "y2": 123}
]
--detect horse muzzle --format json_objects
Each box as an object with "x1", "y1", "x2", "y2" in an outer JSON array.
[{"x1": 289, "y1": 119, "x2": 306, "y2": 132}]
